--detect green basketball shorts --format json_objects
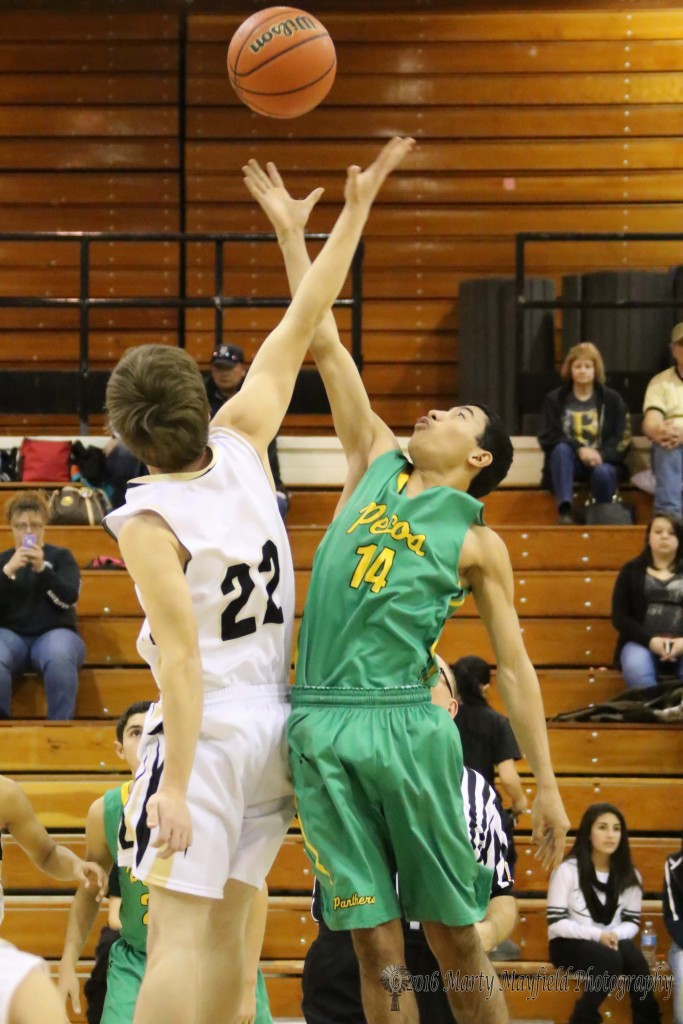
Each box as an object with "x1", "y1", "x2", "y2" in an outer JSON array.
[
  {"x1": 101, "y1": 938, "x2": 146, "y2": 1024},
  {"x1": 287, "y1": 699, "x2": 492, "y2": 931}
]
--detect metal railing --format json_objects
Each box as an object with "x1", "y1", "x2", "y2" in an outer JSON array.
[{"x1": 0, "y1": 231, "x2": 364, "y2": 433}]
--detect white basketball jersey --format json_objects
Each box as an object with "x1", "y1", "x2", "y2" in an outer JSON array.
[{"x1": 105, "y1": 428, "x2": 294, "y2": 696}]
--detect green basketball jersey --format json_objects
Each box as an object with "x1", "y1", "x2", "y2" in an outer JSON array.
[
  {"x1": 103, "y1": 783, "x2": 149, "y2": 954},
  {"x1": 294, "y1": 450, "x2": 484, "y2": 704}
]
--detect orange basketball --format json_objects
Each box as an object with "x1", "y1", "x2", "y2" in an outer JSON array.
[{"x1": 227, "y1": 7, "x2": 336, "y2": 119}]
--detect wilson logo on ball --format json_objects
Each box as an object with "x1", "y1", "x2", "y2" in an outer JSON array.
[
  {"x1": 228, "y1": 6, "x2": 336, "y2": 119},
  {"x1": 249, "y1": 13, "x2": 317, "y2": 54}
]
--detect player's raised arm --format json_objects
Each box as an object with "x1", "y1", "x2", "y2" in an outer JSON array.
[
  {"x1": 461, "y1": 527, "x2": 570, "y2": 870},
  {"x1": 243, "y1": 159, "x2": 398, "y2": 479},
  {"x1": 213, "y1": 137, "x2": 414, "y2": 455}
]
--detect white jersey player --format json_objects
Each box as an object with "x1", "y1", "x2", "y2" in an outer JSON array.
[
  {"x1": 102, "y1": 138, "x2": 415, "y2": 1024},
  {"x1": 106, "y1": 426, "x2": 295, "y2": 895}
]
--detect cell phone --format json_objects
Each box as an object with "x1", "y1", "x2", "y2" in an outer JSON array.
[
  {"x1": 664, "y1": 639, "x2": 673, "y2": 655},
  {"x1": 22, "y1": 533, "x2": 37, "y2": 548}
]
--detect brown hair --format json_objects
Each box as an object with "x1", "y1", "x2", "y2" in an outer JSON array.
[
  {"x1": 106, "y1": 345, "x2": 210, "y2": 472},
  {"x1": 560, "y1": 342, "x2": 606, "y2": 385},
  {"x1": 5, "y1": 490, "x2": 48, "y2": 525}
]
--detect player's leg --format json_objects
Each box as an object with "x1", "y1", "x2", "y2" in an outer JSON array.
[
  {"x1": 7, "y1": 966, "x2": 64, "y2": 1024},
  {"x1": 352, "y1": 920, "x2": 419, "y2": 1024},
  {"x1": 195, "y1": 878, "x2": 257, "y2": 1023},
  {"x1": 384, "y1": 702, "x2": 507, "y2": 1023},
  {"x1": 422, "y1": 921, "x2": 508, "y2": 1024},
  {"x1": 132, "y1": 886, "x2": 214, "y2": 1024},
  {"x1": 100, "y1": 940, "x2": 145, "y2": 1024}
]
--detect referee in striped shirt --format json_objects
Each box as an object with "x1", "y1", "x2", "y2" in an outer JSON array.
[{"x1": 302, "y1": 657, "x2": 517, "y2": 1024}]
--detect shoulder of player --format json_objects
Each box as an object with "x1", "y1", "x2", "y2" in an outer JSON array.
[
  {"x1": 118, "y1": 511, "x2": 186, "y2": 564},
  {"x1": 459, "y1": 523, "x2": 509, "y2": 578},
  {"x1": 85, "y1": 795, "x2": 107, "y2": 837}
]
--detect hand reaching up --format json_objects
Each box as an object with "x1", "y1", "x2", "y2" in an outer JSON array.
[
  {"x1": 243, "y1": 159, "x2": 324, "y2": 239},
  {"x1": 344, "y1": 136, "x2": 415, "y2": 208},
  {"x1": 243, "y1": 136, "x2": 415, "y2": 239}
]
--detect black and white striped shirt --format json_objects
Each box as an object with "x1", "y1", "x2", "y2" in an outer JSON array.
[{"x1": 311, "y1": 767, "x2": 513, "y2": 924}]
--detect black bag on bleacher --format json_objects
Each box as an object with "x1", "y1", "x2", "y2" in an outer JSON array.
[
  {"x1": 0, "y1": 448, "x2": 18, "y2": 482},
  {"x1": 553, "y1": 680, "x2": 683, "y2": 723},
  {"x1": 581, "y1": 496, "x2": 634, "y2": 526}
]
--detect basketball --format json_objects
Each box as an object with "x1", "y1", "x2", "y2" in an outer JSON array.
[{"x1": 227, "y1": 7, "x2": 336, "y2": 119}]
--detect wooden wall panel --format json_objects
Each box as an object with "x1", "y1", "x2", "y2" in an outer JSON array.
[
  {"x1": 185, "y1": 4, "x2": 683, "y2": 428},
  {"x1": 0, "y1": 3, "x2": 682, "y2": 432},
  {"x1": 0, "y1": 6, "x2": 180, "y2": 423}
]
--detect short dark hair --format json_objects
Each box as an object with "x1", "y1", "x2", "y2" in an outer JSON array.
[
  {"x1": 116, "y1": 701, "x2": 152, "y2": 744},
  {"x1": 467, "y1": 405, "x2": 514, "y2": 499},
  {"x1": 106, "y1": 345, "x2": 210, "y2": 472},
  {"x1": 5, "y1": 491, "x2": 49, "y2": 525}
]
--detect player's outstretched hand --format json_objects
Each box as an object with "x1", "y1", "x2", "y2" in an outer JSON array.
[
  {"x1": 74, "y1": 859, "x2": 109, "y2": 902},
  {"x1": 344, "y1": 136, "x2": 415, "y2": 209},
  {"x1": 243, "y1": 159, "x2": 324, "y2": 238},
  {"x1": 531, "y1": 786, "x2": 570, "y2": 871},
  {"x1": 147, "y1": 788, "x2": 192, "y2": 858}
]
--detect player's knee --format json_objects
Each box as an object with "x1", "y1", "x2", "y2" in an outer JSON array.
[
  {"x1": 352, "y1": 922, "x2": 405, "y2": 970},
  {"x1": 423, "y1": 920, "x2": 478, "y2": 961}
]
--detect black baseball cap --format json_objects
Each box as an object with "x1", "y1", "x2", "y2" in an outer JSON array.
[{"x1": 211, "y1": 343, "x2": 244, "y2": 365}]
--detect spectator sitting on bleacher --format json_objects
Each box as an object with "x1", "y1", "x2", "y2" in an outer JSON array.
[
  {"x1": 643, "y1": 323, "x2": 683, "y2": 519},
  {"x1": 664, "y1": 828, "x2": 683, "y2": 1024},
  {"x1": 0, "y1": 492, "x2": 84, "y2": 719},
  {"x1": 205, "y1": 343, "x2": 290, "y2": 517},
  {"x1": 612, "y1": 513, "x2": 683, "y2": 690},
  {"x1": 537, "y1": 342, "x2": 631, "y2": 525},
  {"x1": 548, "y1": 802, "x2": 661, "y2": 1024}
]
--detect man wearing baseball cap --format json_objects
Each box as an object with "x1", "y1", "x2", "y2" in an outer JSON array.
[
  {"x1": 205, "y1": 344, "x2": 290, "y2": 517},
  {"x1": 642, "y1": 322, "x2": 683, "y2": 516}
]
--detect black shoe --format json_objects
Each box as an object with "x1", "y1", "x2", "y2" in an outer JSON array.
[
  {"x1": 489, "y1": 938, "x2": 522, "y2": 961},
  {"x1": 557, "y1": 511, "x2": 573, "y2": 525}
]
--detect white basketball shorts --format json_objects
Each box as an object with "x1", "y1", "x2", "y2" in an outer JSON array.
[
  {"x1": 119, "y1": 685, "x2": 294, "y2": 898},
  {"x1": 0, "y1": 940, "x2": 46, "y2": 1024}
]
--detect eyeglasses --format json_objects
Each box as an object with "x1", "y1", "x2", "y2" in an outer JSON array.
[{"x1": 439, "y1": 665, "x2": 455, "y2": 699}]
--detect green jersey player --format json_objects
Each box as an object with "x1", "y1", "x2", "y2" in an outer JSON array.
[{"x1": 245, "y1": 159, "x2": 571, "y2": 1024}]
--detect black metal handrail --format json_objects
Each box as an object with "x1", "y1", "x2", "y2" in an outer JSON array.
[{"x1": 0, "y1": 231, "x2": 364, "y2": 433}]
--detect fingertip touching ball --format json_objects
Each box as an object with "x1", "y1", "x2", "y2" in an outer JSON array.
[{"x1": 228, "y1": 7, "x2": 336, "y2": 119}]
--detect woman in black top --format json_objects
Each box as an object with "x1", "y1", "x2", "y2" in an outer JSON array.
[
  {"x1": 451, "y1": 655, "x2": 527, "y2": 875},
  {"x1": 612, "y1": 513, "x2": 683, "y2": 690},
  {"x1": 537, "y1": 342, "x2": 631, "y2": 524},
  {"x1": 0, "y1": 491, "x2": 84, "y2": 719}
]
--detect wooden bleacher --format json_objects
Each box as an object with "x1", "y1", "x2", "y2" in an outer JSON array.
[
  {"x1": 2, "y1": 3, "x2": 683, "y2": 1015},
  {"x1": 1, "y1": 475, "x2": 681, "y2": 1019},
  {"x1": 1, "y1": 489, "x2": 679, "y2": 1024}
]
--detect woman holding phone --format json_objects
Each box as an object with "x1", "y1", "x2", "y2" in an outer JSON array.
[
  {"x1": 612, "y1": 513, "x2": 683, "y2": 689},
  {"x1": 0, "y1": 491, "x2": 84, "y2": 719}
]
